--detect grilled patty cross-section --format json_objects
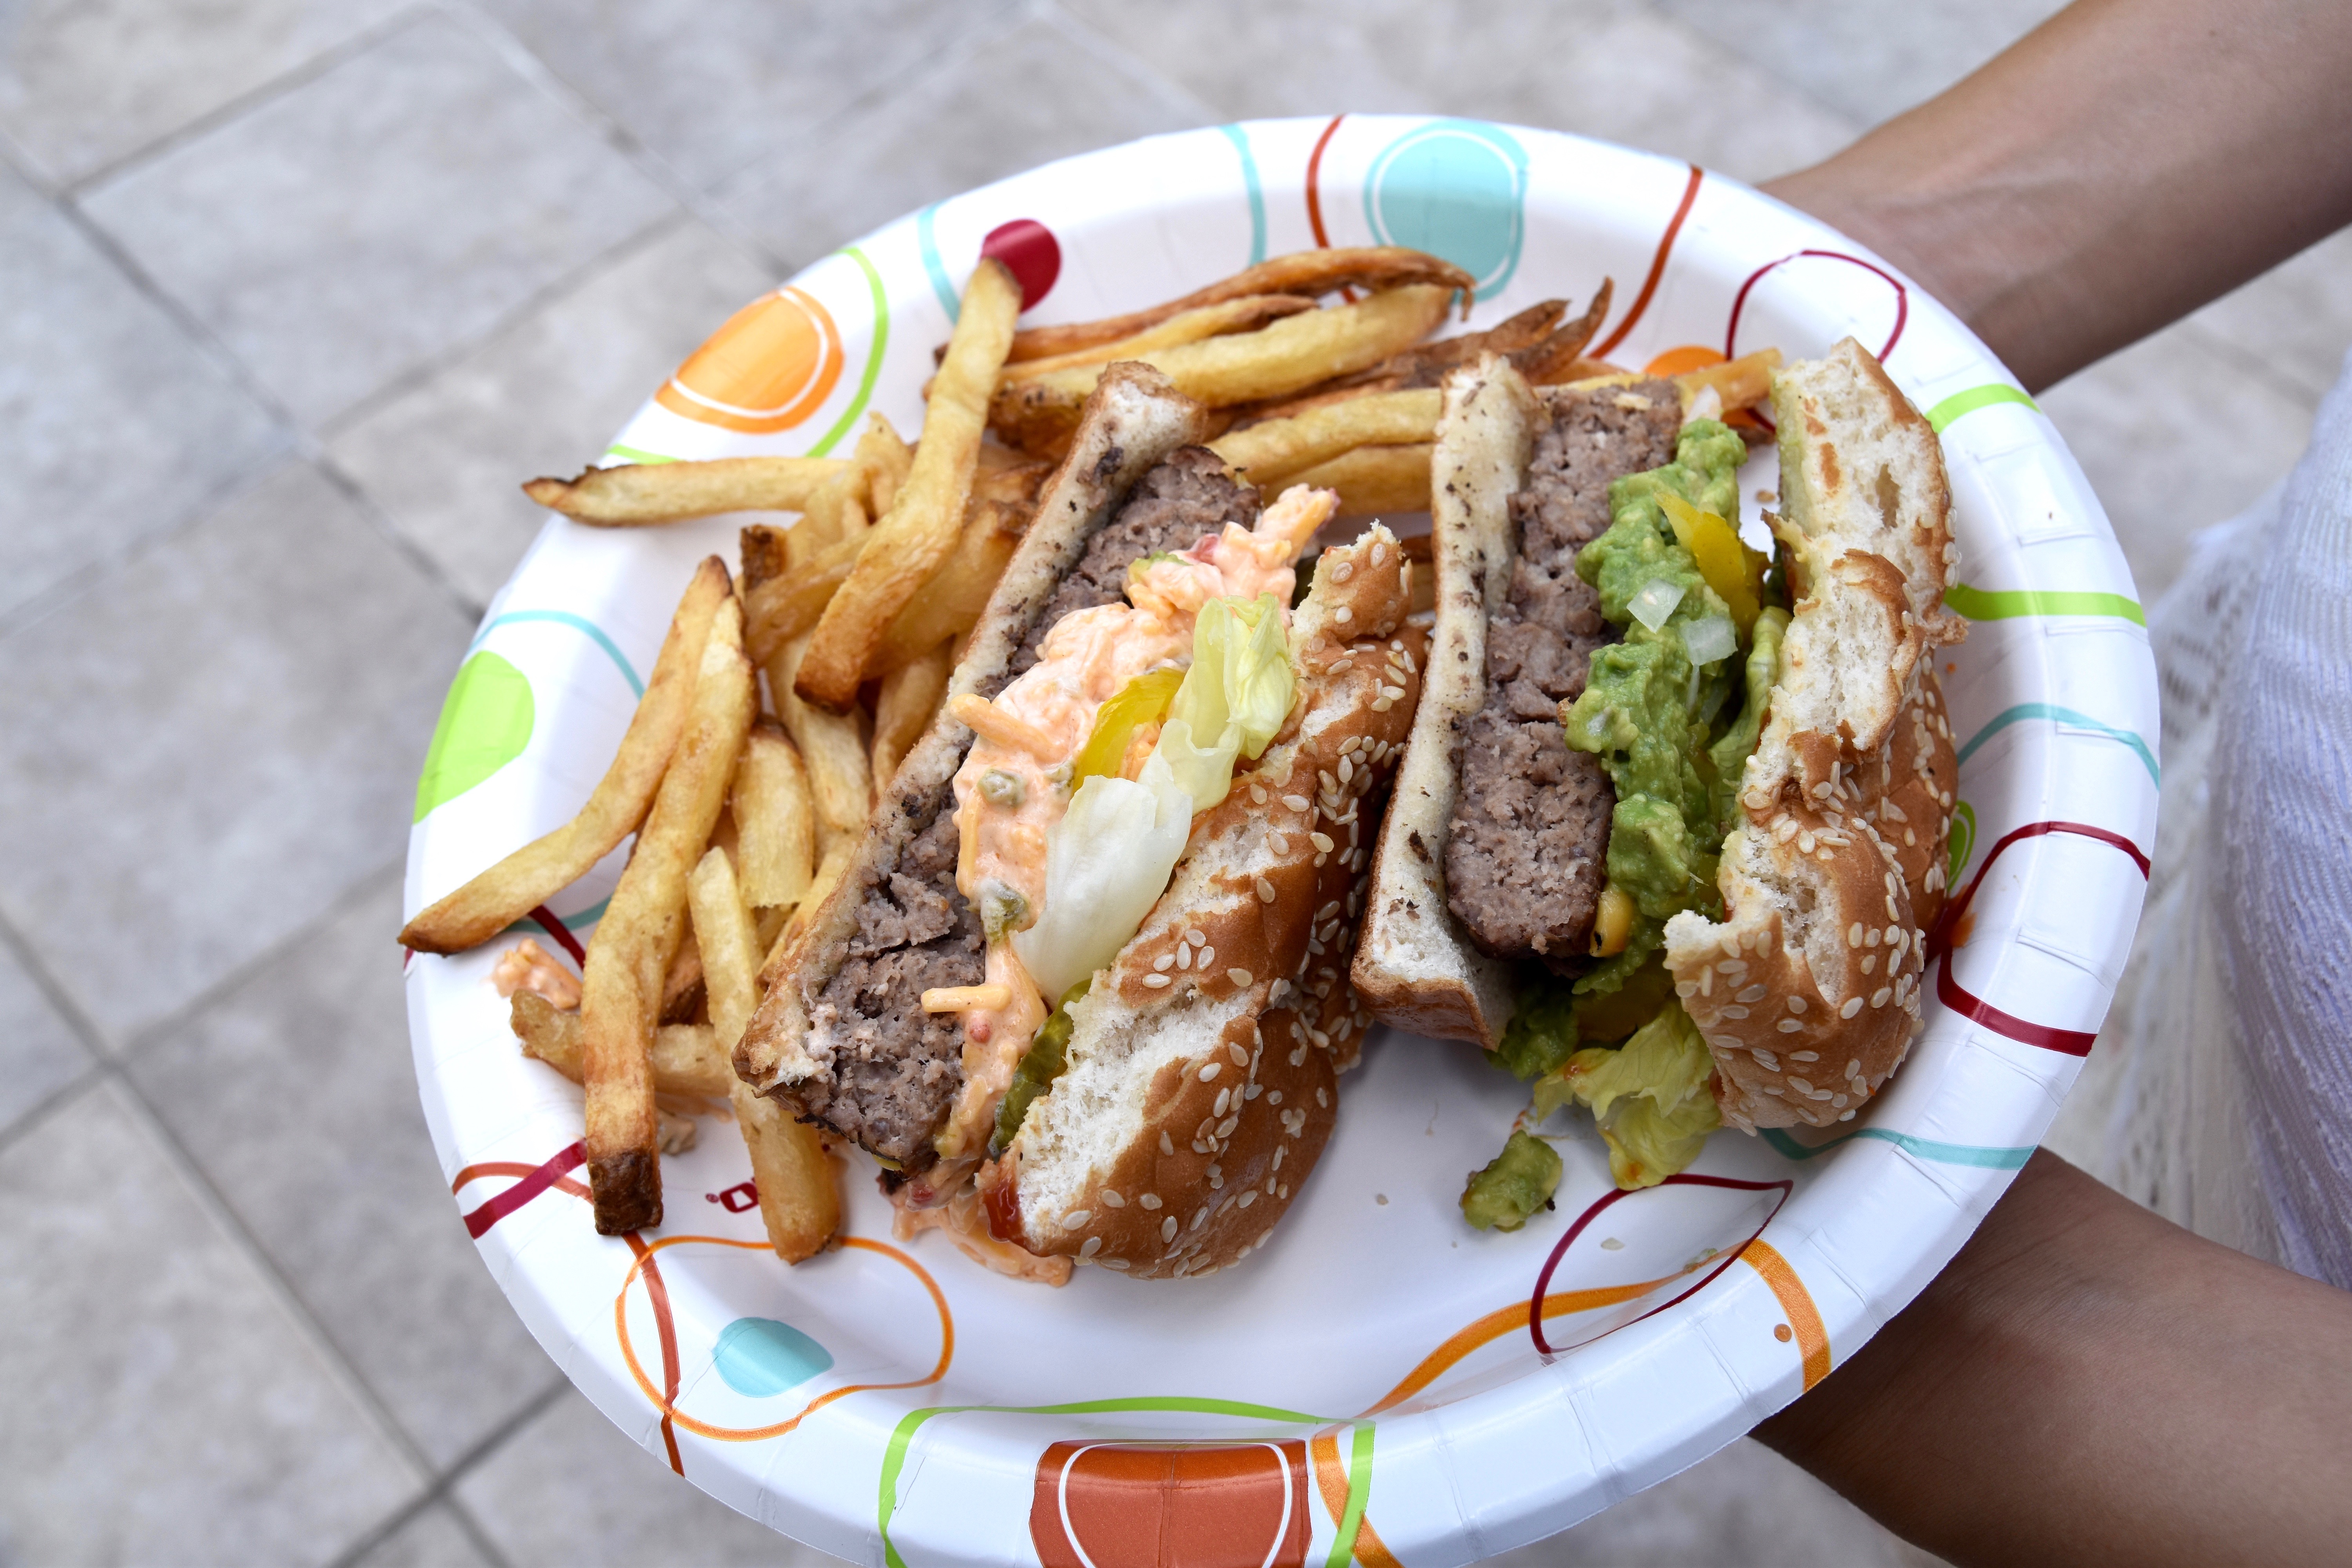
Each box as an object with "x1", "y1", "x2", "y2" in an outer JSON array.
[{"x1": 1444, "y1": 381, "x2": 1681, "y2": 972}]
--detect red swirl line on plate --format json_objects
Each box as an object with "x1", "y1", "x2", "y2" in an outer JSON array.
[
  {"x1": 1305, "y1": 113, "x2": 1346, "y2": 250},
  {"x1": 1592, "y1": 162, "x2": 1703, "y2": 360},
  {"x1": 456, "y1": 1140, "x2": 588, "y2": 1238},
  {"x1": 1726, "y1": 249, "x2": 1909, "y2": 363},
  {"x1": 1528, "y1": 1173, "x2": 1792, "y2": 1355},
  {"x1": 1927, "y1": 820, "x2": 2150, "y2": 1056},
  {"x1": 623, "y1": 1231, "x2": 687, "y2": 1473},
  {"x1": 530, "y1": 903, "x2": 587, "y2": 966}
]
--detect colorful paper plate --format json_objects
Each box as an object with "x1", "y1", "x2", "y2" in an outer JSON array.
[{"x1": 403, "y1": 116, "x2": 2156, "y2": 1566}]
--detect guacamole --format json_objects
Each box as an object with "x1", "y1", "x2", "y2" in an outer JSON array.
[{"x1": 1461, "y1": 1130, "x2": 1564, "y2": 1232}]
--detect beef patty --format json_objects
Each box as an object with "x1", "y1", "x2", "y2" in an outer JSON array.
[
  {"x1": 800, "y1": 446, "x2": 1259, "y2": 1166},
  {"x1": 1445, "y1": 381, "x2": 1680, "y2": 973}
]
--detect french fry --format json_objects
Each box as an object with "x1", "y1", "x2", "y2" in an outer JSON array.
[
  {"x1": 732, "y1": 721, "x2": 815, "y2": 910},
  {"x1": 1554, "y1": 347, "x2": 1783, "y2": 412},
  {"x1": 798, "y1": 259, "x2": 1021, "y2": 711},
  {"x1": 768, "y1": 634, "x2": 871, "y2": 838},
  {"x1": 871, "y1": 640, "x2": 953, "y2": 785},
  {"x1": 868, "y1": 456, "x2": 1044, "y2": 670},
  {"x1": 1002, "y1": 246, "x2": 1475, "y2": 363},
  {"x1": 1339, "y1": 294, "x2": 1581, "y2": 392},
  {"x1": 1286, "y1": 443, "x2": 1434, "y2": 518},
  {"x1": 1505, "y1": 282, "x2": 1613, "y2": 384},
  {"x1": 998, "y1": 295, "x2": 1316, "y2": 381},
  {"x1": 852, "y1": 413, "x2": 913, "y2": 520},
  {"x1": 789, "y1": 461, "x2": 869, "y2": 562},
  {"x1": 744, "y1": 531, "x2": 863, "y2": 667},
  {"x1": 1208, "y1": 388, "x2": 1441, "y2": 489},
  {"x1": 512, "y1": 991, "x2": 732, "y2": 1097},
  {"x1": 659, "y1": 923, "x2": 705, "y2": 1024},
  {"x1": 989, "y1": 285, "x2": 1453, "y2": 457},
  {"x1": 688, "y1": 848, "x2": 838, "y2": 1263},
  {"x1": 522, "y1": 457, "x2": 848, "y2": 524},
  {"x1": 399, "y1": 559, "x2": 730, "y2": 954},
  {"x1": 739, "y1": 524, "x2": 790, "y2": 591},
  {"x1": 580, "y1": 593, "x2": 755, "y2": 1234}
]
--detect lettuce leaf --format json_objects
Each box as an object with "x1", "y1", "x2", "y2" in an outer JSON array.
[
  {"x1": 1534, "y1": 1000, "x2": 1721, "y2": 1190},
  {"x1": 1011, "y1": 750, "x2": 1193, "y2": 1001},
  {"x1": 1152, "y1": 593, "x2": 1294, "y2": 812}
]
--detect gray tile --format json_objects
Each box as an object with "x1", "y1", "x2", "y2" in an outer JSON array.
[
  {"x1": 1484, "y1": 1438, "x2": 1944, "y2": 1566},
  {"x1": 476, "y1": 0, "x2": 1020, "y2": 191},
  {"x1": 1059, "y1": 1, "x2": 1855, "y2": 186},
  {"x1": 331, "y1": 218, "x2": 777, "y2": 609},
  {"x1": 2038, "y1": 321, "x2": 2315, "y2": 602},
  {"x1": 0, "y1": 160, "x2": 284, "y2": 624},
  {"x1": 0, "y1": 459, "x2": 473, "y2": 1045},
  {"x1": 2192, "y1": 226, "x2": 2352, "y2": 406},
  {"x1": 1651, "y1": 0, "x2": 2071, "y2": 129},
  {"x1": 0, "y1": 1081, "x2": 418, "y2": 1563},
  {"x1": 131, "y1": 875, "x2": 561, "y2": 1469},
  {"x1": 0, "y1": 0, "x2": 405, "y2": 187},
  {"x1": 0, "y1": 930, "x2": 91, "y2": 1140},
  {"x1": 80, "y1": 10, "x2": 677, "y2": 427},
  {"x1": 456, "y1": 1386, "x2": 841, "y2": 1566},
  {"x1": 717, "y1": 13, "x2": 1208, "y2": 270},
  {"x1": 348, "y1": 1503, "x2": 498, "y2": 1568}
]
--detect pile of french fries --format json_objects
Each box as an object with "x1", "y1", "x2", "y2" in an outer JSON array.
[{"x1": 414, "y1": 245, "x2": 1784, "y2": 1264}]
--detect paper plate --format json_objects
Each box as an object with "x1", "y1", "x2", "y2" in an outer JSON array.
[{"x1": 403, "y1": 116, "x2": 2157, "y2": 1566}]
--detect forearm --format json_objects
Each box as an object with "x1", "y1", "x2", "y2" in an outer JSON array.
[
  {"x1": 1761, "y1": 0, "x2": 2352, "y2": 390},
  {"x1": 1757, "y1": 1151, "x2": 2352, "y2": 1566}
]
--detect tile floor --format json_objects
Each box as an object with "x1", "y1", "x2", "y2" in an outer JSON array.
[{"x1": 2, "y1": 1, "x2": 2343, "y2": 1563}]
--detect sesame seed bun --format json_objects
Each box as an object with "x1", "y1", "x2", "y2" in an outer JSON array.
[{"x1": 990, "y1": 525, "x2": 1425, "y2": 1277}]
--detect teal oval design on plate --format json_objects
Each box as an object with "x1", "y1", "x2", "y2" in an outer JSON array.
[
  {"x1": 712, "y1": 1317, "x2": 833, "y2": 1398},
  {"x1": 413, "y1": 651, "x2": 534, "y2": 822},
  {"x1": 1362, "y1": 120, "x2": 1528, "y2": 300}
]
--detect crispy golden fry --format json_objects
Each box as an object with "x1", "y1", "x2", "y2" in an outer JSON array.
[
  {"x1": 1002, "y1": 246, "x2": 1475, "y2": 363},
  {"x1": 1505, "y1": 282, "x2": 1614, "y2": 384},
  {"x1": 799, "y1": 260, "x2": 1021, "y2": 710},
  {"x1": 731, "y1": 721, "x2": 815, "y2": 910},
  {"x1": 871, "y1": 640, "x2": 952, "y2": 786},
  {"x1": 1556, "y1": 347, "x2": 1783, "y2": 412},
  {"x1": 522, "y1": 457, "x2": 849, "y2": 524},
  {"x1": 1342, "y1": 295, "x2": 1576, "y2": 391},
  {"x1": 1287, "y1": 443, "x2": 1433, "y2": 518},
  {"x1": 742, "y1": 532, "x2": 863, "y2": 668},
  {"x1": 998, "y1": 295, "x2": 1316, "y2": 381},
  {"x1": 869, "y1": 456, "x2": 1044, "y2": 670},
  {"x1": 659, "y1": 923, "x2": 704, "y2": 1025},
  {"x1": 1676, "y1": 347, "x2": 1782, "y2": 412},
  {"x1": 852, "y1": 413, "x2": 913, "y2": 520},
  {"x1": 580, "y1": 595, "x2": 755, "y2": 1234},
  {"x1": 739, "y1": 524, "x2": 791, "y2": 592},
  {"x1": 767, "y1": 634, "x2": 871, "y2": 838},
  {"x1": 688, "y1": 848, "x2": 838, "y2": 1263},
  {"x1": 399, "y1": 559, "x2": 730, "y2": 955},
  {"x1": 990, "y1": 285, "x2": 1452, "y2": 457},
  {"x1": 790, "y1": 461, "x2": 870, "y2": 562},
  {"x1": 512, "y1": 991, "x2": 733, "y2": 1098},
  {"x1": 1208, "y1": 388, "x2": 1441, "y2": 488}
]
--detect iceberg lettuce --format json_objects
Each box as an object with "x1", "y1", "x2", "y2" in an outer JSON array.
[
  {"x1": 1534, "y1": 1000, "x2": 1721, "y2": 1189},
  {"x1": 1011, "y1": 750, "x2": 1193, "y2": 1001}
]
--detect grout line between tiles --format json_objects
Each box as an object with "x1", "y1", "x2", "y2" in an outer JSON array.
[
  {"x1": 61, "y1": 3, "x2": 441, "y2": 200},
  {"x1": 324, "y1": 1375, "x2": 570, "y2": 1568}
]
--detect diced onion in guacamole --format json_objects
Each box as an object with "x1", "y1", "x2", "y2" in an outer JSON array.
[
  {"x1": 1681, "y1": 613, "x2": 1737, "y2": 667},
  {"x1": 1626, "y1": 576, "x2": 1686, "y2": 632}
]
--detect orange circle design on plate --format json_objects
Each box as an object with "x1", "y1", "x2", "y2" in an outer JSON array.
[{"x1": 655, "y1": 285, "x2": 845, "y2": 434}]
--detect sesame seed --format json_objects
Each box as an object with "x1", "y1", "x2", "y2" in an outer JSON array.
[
  {"x1": 1214, "y1": 1088, "x2": 1230, "y2": 1116},
  {"x1": 1229, "y1": 1042, "x2": 1248, "y2": 1065},
  {"x1": 1268, "y1": 1090, "x2": 1283, "y2": 1105},
  {"x1": 1776, "y1": 1018, "x2": 1804, "y2": 1033},
  {"x1": 1154, "y1": 953, "x2": 1175, "y2": 972},
  {"x1": 1333, "y1": 561, "x2": 1355, "y2": 583},
  {"x1": 1228, "y1": 967, "x2": 1253, "y2": 986},
  {"x1": 1250, "y1": 784, "x2": 1268, "y2": 804},
  {"x1": 1788, "y1": 1077, "x2": 1815, "y2": 1095},
  {"x1": 1335, "y1": 607, "x2": 1353, "y2": 624},
  {"x1": 1102, "y1": 1190, "x2": 1125, "y2": 1208},
  {"x1": 1316, "y1": 1087, "x2": 1329, "y2": 1108},
  {"x1": 1269, "y1": 832, "x2": 1290, "y2": 855},
  {"x1": 1142, "y1": 973, "x2": 1169, "y2": 987},
  {"x1": 1159, "y1": 1132, "x2": 1174, "y2": 1156},
  {"x1": 1736, "y1": 984, "x2": 1767, "y2": 1003},
  {"x1": 1284, "y1": 794, "x2": 1310, "y2": 812},
  {"x1": 1840, "y1": 996, "x2": 1864, "y2": 1018},
  {"x1": 1199, "y1": 1062, "x2": 1220, "y2": 1081},
  {"x1": 1722, "y1": 1005, "x2": 1749, "y2": 1020},
  {"x1": 1871, "y1": 987, "x2": 1892, "y2": 1008},
  {"x1": 1198, "y1": 945, "x2": 1215, "y2": 967},
  {"x1": 1256, "y1": 877, "x2": 1277, "y2": 904},
  {"x1": 1372, "y1": 542, "x2": 1390, "y2": 566},
  {"x1": 1787, "y1": 995, "x2": 1807, "y2": 1013},
  {"x1": 1161, "y1": 1216, "x2": 1178, "y2": 1242},
  {"x1": 1238, "y1": 1190, "x2": 1258, "y2": 1208},
  {"x1": 1140, "y1": 1192, "x2": 1162, "y2": 1209},
  {"x1": 1186, "y1": 928, "x2": 1207, "y2": 946},
  {"x1": 1193, "y1": 1207, "x2": 1209, "y2": 1230},
  {"x1": 1174, "y1": 946, "x2": 1191, "y2": 971},
  {"x1": 1310, "y1": 831, "x2": 1335, "y2": 853}
]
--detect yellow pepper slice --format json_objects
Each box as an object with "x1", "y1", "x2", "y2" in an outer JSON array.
[
  {"x1": 1072, "y1": 666, "x2": 1184, "y2": 783},
  {"x1": 1657, "y1": 490, "x2": 1762, "y2": 637}
]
